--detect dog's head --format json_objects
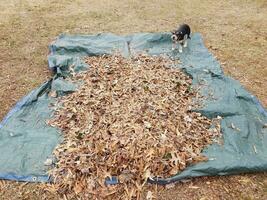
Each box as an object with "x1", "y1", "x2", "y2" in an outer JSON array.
[{"x1": 171, "y1": 30, "x2": 183, "y2": 41}]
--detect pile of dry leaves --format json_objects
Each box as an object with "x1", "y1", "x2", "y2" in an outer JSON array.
[{"x1": 47, "y1": 54, "x2": 221, "y2": 199}]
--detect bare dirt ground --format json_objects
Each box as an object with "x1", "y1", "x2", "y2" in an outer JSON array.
[{"x1": 0, "y1": 0, "x2": 266, "y2": 199}]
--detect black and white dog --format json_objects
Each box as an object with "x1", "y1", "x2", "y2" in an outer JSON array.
[{"x1": 171, "y1": 24, "x2": 191, "y2": 53}]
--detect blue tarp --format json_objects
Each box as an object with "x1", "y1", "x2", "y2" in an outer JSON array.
[{"x1": 0, "y1": 32, "x2": 266, "y2": 183}]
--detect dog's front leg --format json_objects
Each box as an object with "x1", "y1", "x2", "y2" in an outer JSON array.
[
  {"x1": 178, "y1": 43, "x2": 183, "y2": 53},
  {"x1": 183, "y1": 34, "x2": 188, "y2": 47},
  {"x1": 172, "y1": 41, "x2": 177, "y2": 50}
]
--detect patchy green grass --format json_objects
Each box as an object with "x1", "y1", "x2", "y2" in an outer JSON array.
[{"x1": 0, "y1": 0, "x2": 266, "y2": 199}]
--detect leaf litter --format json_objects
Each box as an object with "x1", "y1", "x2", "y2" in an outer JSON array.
[{"x1": 47, "y1": 54, "x2": 221, "y2": 199}]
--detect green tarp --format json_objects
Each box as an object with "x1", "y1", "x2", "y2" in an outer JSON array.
[{"x1": 0, "y1": 33, "x2": 266, "y2": 183}]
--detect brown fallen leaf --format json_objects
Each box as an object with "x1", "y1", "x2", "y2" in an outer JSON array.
[
  {"x1": 188, "y1": 185, "x2": 200, "y2": 189},
  {"x1": 49, "y1": 90, "x2": 57, "y2": 98},
  {"x1": 146, "y1": 190, "x2": 154, "y2": 200}
]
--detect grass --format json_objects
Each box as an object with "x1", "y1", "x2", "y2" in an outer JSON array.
[{"x1": 0, "y1": 0, "x2": 266, "y2": 199}]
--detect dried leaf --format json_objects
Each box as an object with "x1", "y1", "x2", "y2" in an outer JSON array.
[
  {"x1": 146, "y1": 190, "x2": 154, "y2": 200},
  {"x1": 188, "y1": 185, "x2": 200, "y2": 189},
  {"x1": 49, "y1": 90, "x2": 57, "y2": 98}
]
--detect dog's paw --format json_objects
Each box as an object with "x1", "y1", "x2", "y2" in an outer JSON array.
[
  {"x1": 172, "y1": 47, "x2": 175, "y2": 51},
  {"x1": 179, "y1": 49, "x2": 183, "y2": 53}
]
